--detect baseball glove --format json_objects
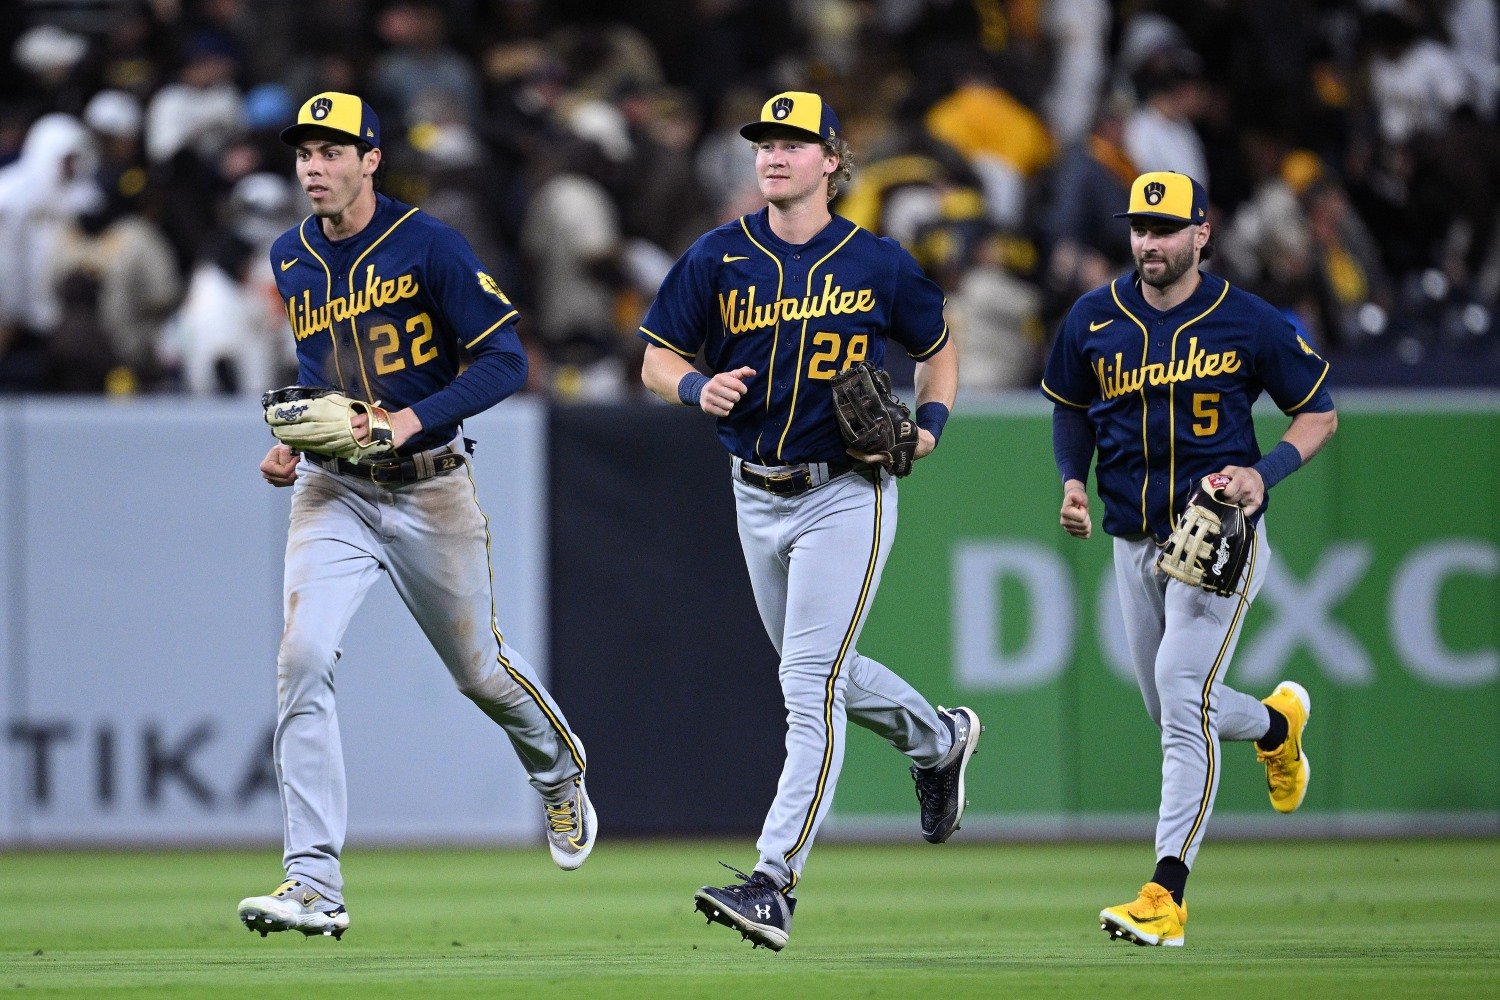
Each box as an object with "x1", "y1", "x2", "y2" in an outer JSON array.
[
  {"x1": 262, "y1": 385, "x2": 395, "y2": 463},
  {"x1": 830, "y1": 361, "x2": 919, "y2": 477},
  {"x1": 1156, "y1": 473, "x2": 1251, "y2": 597}
]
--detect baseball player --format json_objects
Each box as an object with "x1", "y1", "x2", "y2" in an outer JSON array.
[
  {"x1": 1042, "y1": 171, "x2": 1338, "y2": 947},
  {"x1": 237, "y1": 92, "x2": 595, "y2": 941},
  {"x1": 638, "y1": 91, "x2": 980, "y2": 952}
]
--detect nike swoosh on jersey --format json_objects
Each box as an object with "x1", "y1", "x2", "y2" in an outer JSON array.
[
  {"x1": 1089, "y1": 318, "x2": 1114, "y2": 331},
  {"x1": 280, "y1": 258, "x2": 299, "y2": 271},
  {"x1": 722, "y1": 254, "x2": 749, "y2": 263}
]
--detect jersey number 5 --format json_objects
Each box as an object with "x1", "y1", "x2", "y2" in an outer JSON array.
[
  {"x1": 807, "y1": 331, "x2": 869, "y2": 380},
  {"x1": 1192, "y1": 391, "x2": 1220, "y2": 437},
  {"x1": 369, "y1": 313, "x2": 438, "y2": 375}
]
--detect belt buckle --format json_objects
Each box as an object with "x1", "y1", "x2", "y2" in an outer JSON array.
[
  {"x1": 369, "y1": 460, "x2": 406, "y2": 485},
  {"x1": 765, "y1": 467, "x2": 811, "y2": 496}
]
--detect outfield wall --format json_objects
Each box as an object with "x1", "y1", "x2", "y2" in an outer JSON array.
[
  {"x1": 0, "y1": 399, "x2": 548, "y2": 847},
  {"x1": 1, "y1": 392, "x2": 1495, "y2": 846}
]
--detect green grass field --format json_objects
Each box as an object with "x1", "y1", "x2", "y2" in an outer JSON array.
[{"x1": 1, "y1": 839, "x2": 1496, "y2": 998}]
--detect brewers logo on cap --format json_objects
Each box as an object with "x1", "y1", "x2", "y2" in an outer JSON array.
[
  {"x1": 740, "y1": 91, "x2": 841, "y2": 143},
  {"x1": 1115, "y1": 171, "x2": 1208, "y2": 224},
  {"x1": 280, "y1": 91, "x2": 382, "y2": 149}
]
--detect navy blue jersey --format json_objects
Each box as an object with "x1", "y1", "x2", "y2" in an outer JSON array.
[
  {"x1": 270, "y1": 193, "x2": 527, "y2": 454},
  {"x1": 1042, "y1": 270, "x2": 1333, "y2": 542},
  {"x1": 638, "y1": 208, "x2": 948, "y2": 464}
]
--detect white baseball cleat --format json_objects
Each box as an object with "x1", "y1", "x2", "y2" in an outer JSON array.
[
  {"x1": 238, "y1": 878, "x2": 350, "y2": 939},
  {"x1": 545, "y1": 777, "x2": 597, "y2": 871}
]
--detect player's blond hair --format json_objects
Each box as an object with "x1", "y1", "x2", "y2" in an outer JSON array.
[{"x1": 824, "y1": 136, "x2": 854, "y2": 200}]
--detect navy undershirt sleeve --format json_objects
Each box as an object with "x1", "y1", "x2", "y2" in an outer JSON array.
[{"x1": 1052, "y1": 403, "x2": 1096, "y2": 484}]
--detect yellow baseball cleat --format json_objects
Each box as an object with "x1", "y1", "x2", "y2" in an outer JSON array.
[
  {"x1": 1100, "y1": 882, "x2": 1187, "y2": 947},
  {"x1": 1257, "y1": 680, "x2": 1312, "y2": 813}
]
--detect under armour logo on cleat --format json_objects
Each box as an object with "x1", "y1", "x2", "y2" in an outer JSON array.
[{"x1": 754, "y1": 904, "x2": 772, "y2": 920}]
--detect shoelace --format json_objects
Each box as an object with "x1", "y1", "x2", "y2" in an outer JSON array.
[
  {"x1": 912, "y1": 763, "x2": 956, "y2": 816},
  {"x1": 1138, "y1": 884, "x2": 1172, "y2": 908},
  {"x1": 545, "y1": 799, "x2": 578, "y2": 834},
  {"x1": 1256, "y1": 738, "x2": 1299, "y2": 787},
  {"x1": 713, "y1": 862, "x2": 776, "y2": 901}
]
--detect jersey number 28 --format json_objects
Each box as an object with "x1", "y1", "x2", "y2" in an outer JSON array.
[{"x1": 807, "y1": 331, "x2": 869, "y2": 379}]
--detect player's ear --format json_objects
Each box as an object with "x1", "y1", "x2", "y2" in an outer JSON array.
[
  {"x1": 363, "y1": 147, "x2": 382, "y2": 177},
  {"x1": 1195, "y1": 220, "x2": 1211, "y2": 251}
]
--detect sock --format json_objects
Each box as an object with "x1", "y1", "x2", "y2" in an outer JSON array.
[
  {"x1": 1152, "y1": 857, "x2": 1189, "y2": 904},
  {"x1": 1257, "y1": 704, "x2": 1289, "y2": 751}
]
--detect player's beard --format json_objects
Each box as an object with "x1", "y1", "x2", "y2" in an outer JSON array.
[{"x1": 1135, "y1": 241, "x2": 1196, "y2": 289}]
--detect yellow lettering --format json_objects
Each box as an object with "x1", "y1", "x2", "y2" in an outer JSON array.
[
  {"x1": 715, "y1": 276, "x2": 878, "y2": 336},
  {"x1": 285, "y1": 267, "x2": 423, "y2": 342}
]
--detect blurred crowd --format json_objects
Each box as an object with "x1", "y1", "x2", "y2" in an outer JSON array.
[{"x1": 0, "y1": 0, "x2": 1496, "y2": 399}]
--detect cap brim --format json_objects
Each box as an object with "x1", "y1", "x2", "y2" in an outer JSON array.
[
  {"x1": 280, "y1": 123, "x2": 369, "y2": 148},
  {"x1": 739, "y1": 121, "x2": 824, "y2": 143},
  {"x1": 1114, "y1": 210, "x2": 1193, "y2": 223}
]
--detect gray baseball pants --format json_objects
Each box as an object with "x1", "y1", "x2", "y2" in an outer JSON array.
[
  {"x1": 732, "y1": 461, "x2": 953, "y2": 891},
  {"x1": 1112, "y1": 520, "x2": 1272, "y2": 868},
  {"x1": 274, "y1": 456, "x2": 585, "y2": 903}
]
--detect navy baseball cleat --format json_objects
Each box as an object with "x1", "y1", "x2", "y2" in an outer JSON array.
[
  {"x1": 912, "y1": 706, "x2": 983, "y2": 843},
  {"x1": 544, "y1": 777, "x2": 597, "y2": 871},
  {"x1": 237, "y1": 878, "x2": 350, "y2": 939},
  {"x1": 694, "y1": 865, "x2": 796, "y2": 951}
]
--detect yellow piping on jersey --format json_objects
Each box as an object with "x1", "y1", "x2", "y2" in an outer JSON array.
[
  {"x1": 1041, "y1": 380, "x2": 1088, "y2": 409},
  {"x1": 466, "y1": 463, "x2": 588, "y2": 776},
  {"x1": 1285, "y1": 359, "x2": 1331, "y2": 413},
  {"x1": 1180, "y1": 527, "x2": 1257, "y2": 860},
  {"x1": 739, "y1": 216, "x2": 785, "y2": 463},
  {"x1": 786, "y1": 473, "x2": 882, "y2": 865},
  {"x1": 639, "y1": 326, "x2": 695, "y2": 358},
  {"x1": 467, "y1": 310, "x2": 518, "y2": 350},
  {"x1": 775, "y1": 225, "x2": 860, "y2": 461},
  {"x1": 1109, "y1": 279, "x2": 1151, "y2": 534},
  {"x1": 299, "y1": 218, "x2": 347, "y2": 394},
  {"x1": 1166, "y1": 280, "x2": 1230, "y2": 520},
  {"x1": 910, "y1": 321, "x2": 950, "y2": 360},
  {"x1": 345, "y1": 206, "x2": 421, "y2": 401}
]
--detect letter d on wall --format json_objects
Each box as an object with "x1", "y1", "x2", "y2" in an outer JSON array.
[{"x1": 952, "y1": 541, "x2": 1074, "y2": 690}]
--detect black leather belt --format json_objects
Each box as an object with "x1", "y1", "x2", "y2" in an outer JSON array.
[
  {"x1": 737, "y1": 458, "x2": 856, "y2": 497},
  {"x1": 315, "y1": 450, "x2": 466, "y2": 486}
]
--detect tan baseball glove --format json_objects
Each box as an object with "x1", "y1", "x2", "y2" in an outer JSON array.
[{"x1": 262, "y1": 385, "x2": 394, "y2": 463}]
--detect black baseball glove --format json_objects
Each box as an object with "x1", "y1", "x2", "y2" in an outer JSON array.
[
  {"x1": 830, "y1": 361, "x2": 919, "y2": 477},
  {"x1": 1155, "y1": 474, "x2": 1252, "y2": 597},
  {"x1": 262, "y1": 385, "x2": 395, "y2": 462}
]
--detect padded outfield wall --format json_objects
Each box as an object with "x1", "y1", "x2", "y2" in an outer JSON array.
[{"x1": 0, "y1": 391, "x2": 1495, "y2": 846}]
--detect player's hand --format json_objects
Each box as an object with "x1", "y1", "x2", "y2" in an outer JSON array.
[
  {"x1": 1060, "y1": 483, "x2": 1092, "y2": 539},
  {"x1": 351, "y1": 405, "x2": 422, "y2": 449},
  {"x1": 855, "y1": 428, "x2": 935, "y2": 466},
  {"x1": 1214, "y1": 464, "x2": 1265, "y2": 517},
  {"x1": 701, "y1": 366, "x2": 755, "y2": 417},
  {"x1": 261, "y1": 444, "x2": 301, "y2": 487},
  {"x1": 914, "y1": 428, "x2": 937, "y2": 460}
]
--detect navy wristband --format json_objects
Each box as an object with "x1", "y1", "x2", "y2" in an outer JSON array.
[
  {"x1": 1253, "y1": 440, "x2": 1302, "y2": 490},
  {"x1": 916, "y1": 401, "x2": 950, "y2": 444},
  {"x1": 677, "y1": 371, "x2": 709, "y2": 406}
]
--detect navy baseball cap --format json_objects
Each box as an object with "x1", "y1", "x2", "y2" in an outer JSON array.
[
  {"x1": 1115, "y1": 171, "x2": 1208, "y2": 225},
  {"x1": 280, "y1": 91, "x2": 381, "y2": 149},
  {"x1": 740, "y1": 91, "x2": 841, "y2": 144}
]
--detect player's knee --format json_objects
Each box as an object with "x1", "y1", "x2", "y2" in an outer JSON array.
[{"x1": 276, "y1": 632, "x2": 337, "y2": 683}]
